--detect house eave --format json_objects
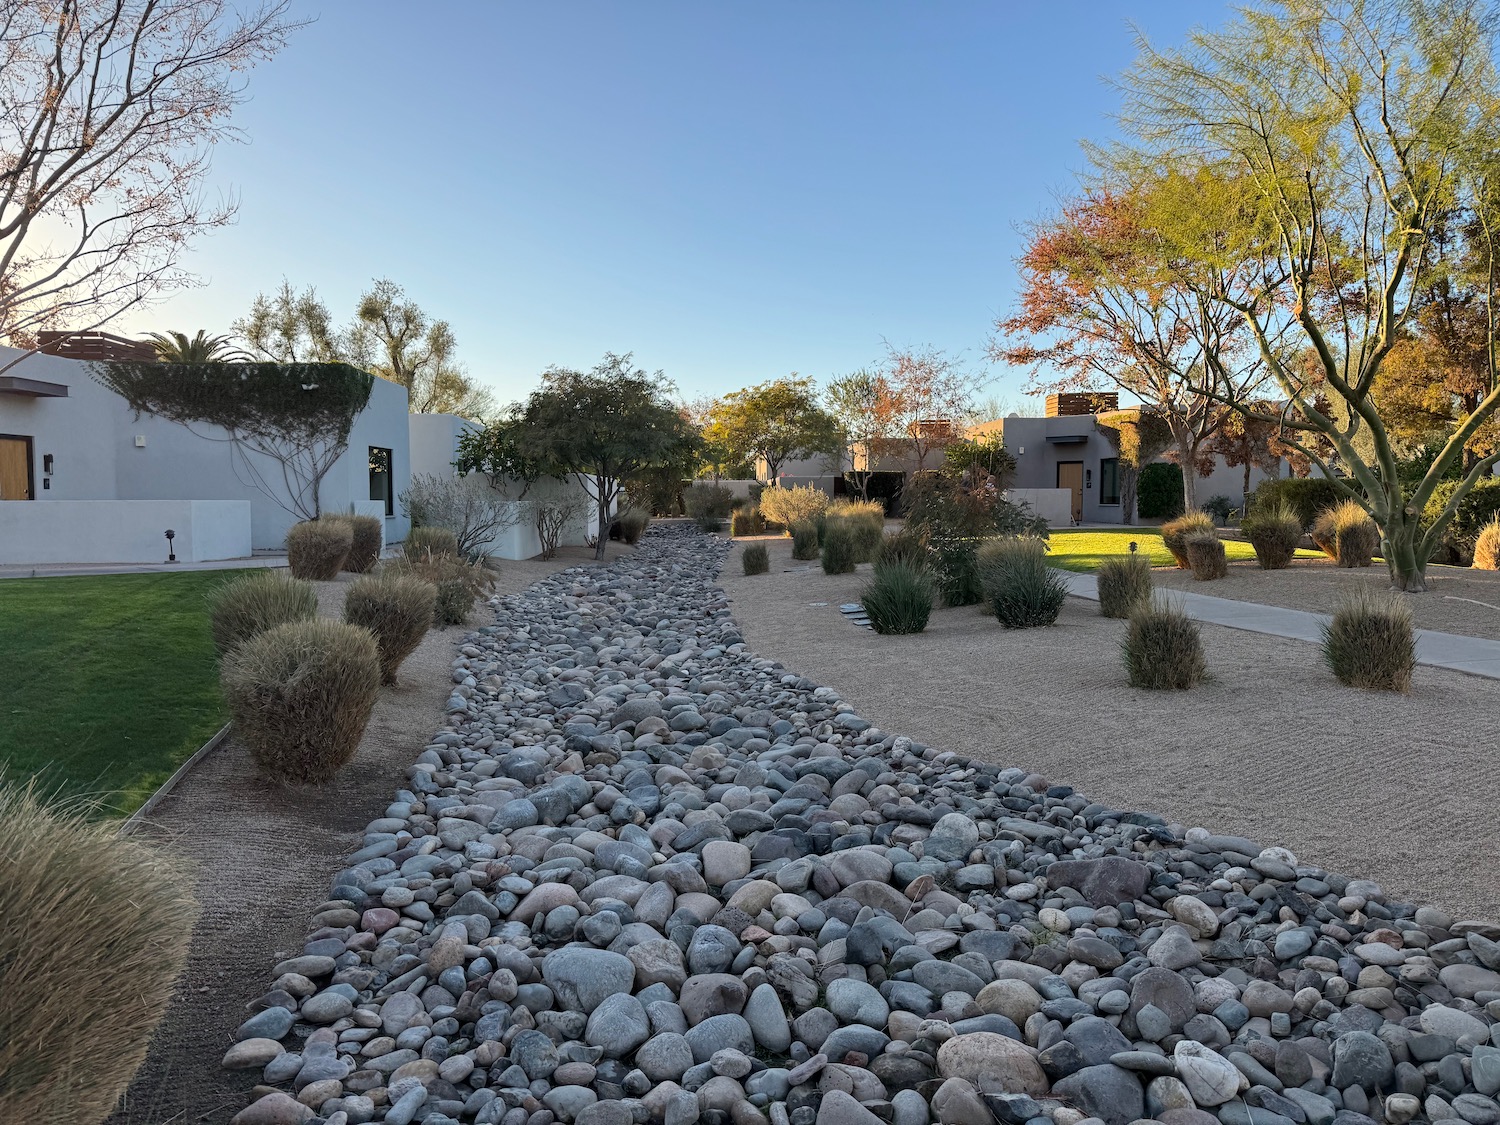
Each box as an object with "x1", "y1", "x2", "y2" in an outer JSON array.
[{"x1": 0, "y1": 375, "x2": 69, "y2": 398}]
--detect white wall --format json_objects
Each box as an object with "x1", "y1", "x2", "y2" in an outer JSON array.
[
  {"x1": 0, "y1": 500, "x2": 251, "y2": 564},
  {"x1": 1005, "y1": 488, "x2": 1073, "y2": 528},
  {"x1": 0, "y1": 347, "x2": 411, "y2": 553}
]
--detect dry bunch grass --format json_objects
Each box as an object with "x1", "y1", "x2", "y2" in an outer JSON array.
[
  {"x1": 1161, "y1": 511, "x2": 1216, "y2": 569},
  {"x1": 207, "y1": 571, "x2": 318, "y2": 657},
  {"x1": 343, "y1": 573, "x2": 437, "y2": 684},
  {"x1": 285, "y1": 518, "x2": 352, "y2": 580}
]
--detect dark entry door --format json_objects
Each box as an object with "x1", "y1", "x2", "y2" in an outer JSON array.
[
  {"x1": 0, "y1": 435, "x2": 33, "y2": 500},
  {"x1": 1057, "y1": 461, "x2": 1083, "y2": 524}
]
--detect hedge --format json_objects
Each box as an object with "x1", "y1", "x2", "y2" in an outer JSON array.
[
  {"x1": 1137, "y1": 463, "x2": 1184, "y2": 520},
  {"x1": 1248, "y1": 477, "x2": 1346, "y2": 529}
]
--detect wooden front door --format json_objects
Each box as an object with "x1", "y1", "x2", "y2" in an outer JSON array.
[
  {"x1": 1057, "y1": 460, "x2": 1083, "y2": 524},
  {"x1": 0, "y1": 435, "x2": 33, "y2": 500}
]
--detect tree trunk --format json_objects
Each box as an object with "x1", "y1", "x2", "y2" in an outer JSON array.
[
  {"x1": 1383, "y1": 517, "x2": 1429, "y2": 592},
  {"x1": 1120, "y1": 467, "x2": 1139, "y2": 526},
  {"x1": 1180, "y1": 461, "x2": 1200, "y2": 514},
  {"x1": 595, "y1": 492, "x2": 610, "y2": 559}
]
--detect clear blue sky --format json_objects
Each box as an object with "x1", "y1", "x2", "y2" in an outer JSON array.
[{"x1": 117, "y1": 1, "x2": 1221, "y2": 408}]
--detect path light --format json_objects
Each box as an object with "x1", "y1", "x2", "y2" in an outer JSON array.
[
  {"x1": 1129, "y1": 541, "x2": 1138, "y2": 553},
  {"x1": 165, "y1": 529, "x2": 177, "y2": 563}
]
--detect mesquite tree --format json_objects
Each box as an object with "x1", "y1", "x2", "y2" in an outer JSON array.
[
  {"x1": 1113, "y1": 0, "x2": 1500, "y2": 590},
  {"x1": 0, "y1": 1, "x2": 298, "y2": 357}
]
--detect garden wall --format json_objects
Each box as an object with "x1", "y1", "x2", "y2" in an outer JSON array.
[{"x1": 0, "y1": 499, "x2": 252, "y2": 564}]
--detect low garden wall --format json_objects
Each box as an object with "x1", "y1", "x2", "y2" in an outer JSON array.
[{"x1": 0, "y1": 499, "x2": 252, "y2": 564}]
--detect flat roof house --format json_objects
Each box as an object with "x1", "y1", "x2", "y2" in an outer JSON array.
[{"x1": 0, "y1": 342, "x2": 411, "y2": 565}]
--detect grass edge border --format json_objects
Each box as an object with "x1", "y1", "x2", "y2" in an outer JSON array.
[{"x1": 116, "y1": 721, "x2": 232, "y2": 838}]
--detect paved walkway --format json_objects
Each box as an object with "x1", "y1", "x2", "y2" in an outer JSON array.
[
  {"x1": 0, "y1": 555, "x2": 287, "y2": 580},
  {"x1": 1058, "y1": 570, "x2": 1500, "y2": 680}
]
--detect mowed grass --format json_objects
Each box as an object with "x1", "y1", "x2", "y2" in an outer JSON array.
[
  {"x1": 0, "y1": 570, "x2": 251, "y2": 816},
  {"x1": 1046, "y1": 527, "x2": 1321, "y2": 572}
]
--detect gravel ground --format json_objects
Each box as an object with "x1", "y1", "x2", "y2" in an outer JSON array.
[
  {"x1": 110, "y1": 543, "x2": 636, "y2": 1125},
  {"x1": 1148, "y1": 557, "x2": 1500, "y2": 641},
  {"x1": 719, "y1": 537, "x2": 1500, "y2": 921}
]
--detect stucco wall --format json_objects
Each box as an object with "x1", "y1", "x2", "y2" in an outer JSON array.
[
  {"x1": 0, "y1": 499, "x2": 251, "y2": 564},
  {"x1": 0, "y1": 347, "x2": 411, "y2": 552}
]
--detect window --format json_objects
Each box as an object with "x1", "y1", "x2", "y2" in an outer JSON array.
[
  {"x1": 369, "y1": 446, "x2": 393, "y2": 516},
  {"x1": 1099, "y1": 457, "x2": 1120, "y2": 505}
]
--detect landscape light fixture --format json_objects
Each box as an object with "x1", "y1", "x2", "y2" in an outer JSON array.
[{"x1": 165, "y1": 528, "x2": 177, "y2": 563}]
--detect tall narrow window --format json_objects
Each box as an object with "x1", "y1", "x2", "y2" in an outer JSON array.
[
  {"x1": 369, "y1": 446, "x2": 393, "y2": 516},
  {"x1": 1099, "y1": 457, "x2": 1120, "y2": 505}
]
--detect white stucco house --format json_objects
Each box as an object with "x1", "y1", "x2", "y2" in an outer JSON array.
[{"x1": 0, "y1": 344, "x2": 410, "y2": 565}]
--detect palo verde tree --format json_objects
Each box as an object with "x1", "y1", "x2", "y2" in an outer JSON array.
[
  {"x1": 994, "y1": 182, "x2": 1274, "y2": 513},
  {"x1": 1112, "y1": 0, "x2": 1500, "y2": 590},
  {"x1": 0, "y1": 1, "x2": 299, "y2": 360},
  {"x1": 705, "y1": 376, "x2": 843, "y2": 484},
  {"x1": 458, "y1": 354, "x2": 699, "y2": 559},
  {"x1": 89, "y1": 361, "x2": 373, "y2": 519}
]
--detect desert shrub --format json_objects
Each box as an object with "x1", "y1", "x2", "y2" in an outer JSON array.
[
  {"x1": 1096, "y1": 554, "x2": 1152, "y2": 619},
  {"x1": 617, "y1": 509, "x2": 650, "y2": 545},
  {"x1": 685, "y1": 483, "x2": 735, "y2": 523},
  {"x1": 903, "y1": 471, "x2": 1050, "y2": 540},
  {"x1": 741, "y1": 544, "x2": 770, "y2": 575},
  {"x1": 1475, "y1": 516, "x2": 1500, "y2": 570},
  {"x1": 1185, "y1": 533, "x2": 1228, "y2": 580},
  {"x1": 383, "y1": 553, "x2": 494, "y2": 626},
  {"x1": 861, "y1": 561, "x2": 935, "y2": 634},
  {"x1": 1137, "y1": 462, "x2": 1185, "y2": 520},
  {"x1": 531, "y1": 492, "x2": 589, "y2": 560},
  {"x1": 1241, "y1": 502, "x2": 1302, "y2": 570},
  {"x1": 829, "y1": 498, "x2": 886, "y2": 522},
  {"x1": 207, "y1": 571, "x2": 319, "y2": 657},
  {"x1": 791, "y1": 521, "x2": 821, "y2": 560},
  {"x1": 1423, "y1": 477, "x2": 1500, "y2": 564},
  {"x1": 221, "y1": 618, "x2": 382, "y2": 782},
  {"x1": 401, "y1": 473, "x2": 522, "y2": 560},
  {"x1": 760, "y1": 484, "x2": 830, "y2": 528},
  {"x1": 1202, "y1": 495, "x2": 1235, "y2": 526},
  {"x1": 1160, "y1": 511, "x2": 1215, "y2": 568},
  {"x1": 832, "y1": 512, "x2": 885, "y2": 563},
  {"x1": 344, "y1": 514, "x2": 384, "y2": 572},
  {"x1": 1322, "y1": 588, "x2": 1415, "y2": 691},
  {"x1": 978, "y1": 537, "x2": 1067, "y2": 628},
  {"x1": 821, "y1": 523, "x2": 858, "y2": 574},
  {"x1": 286, "y1": 517, "x2": 352, "y2": 580},
  {"x1": 343, "y1": 573, "x2": 437, "y2": 684},
  {"x1": 1309, "y1": 500, "x2": 1379, "y2": 567},
  {"x1": 0, "y1": 783, "x2": 199, "y2": 1125},
  {"x1": 874, "y1": 527, "x2": 930, "y2": 574},
  {"x1": 1249, "y1": 476, "x2": 1345, "y2": 528},
  {"x1": 731, "y1": 506, "x2": 766, "y2": 537},
  {"x1": 1123, "y1": 598, "x2": 1207, "y2": 689},
  {"x1": 933, "y1": 540, "x2": 984, "y2": 607},
  {"x1": 402, "y1": 525, "x2": 459, "y2": 559}
]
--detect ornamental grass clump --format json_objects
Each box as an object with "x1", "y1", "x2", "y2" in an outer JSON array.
[
  {"x1": 741, "y1": 544, "x2": 769, "y2": 575},
  {"x1": 1185, "y1": 532, "x2": 1228, "y2": 580},
  {"x1": 730, "y1": 506, "x2": 765, "y2": 537},
  {"x1": 977, "y1": 537, "x2": 1067, "y2": 628},
  {"x1": 821, "y1": 522, "x2": 858, "y2": 574},
  {"x1": 0, "y1": 782, "x2": 199, "y2": 1125},
  {"x1": 617, "y1": 509, "x2": 650, "y2": 545},
  {"x1": 759, "y1": 483, "x2": 829, "y2": 529},
  {"x1": 1475, "y1": 516, "x2": 1500, "y2": 570},
  {"x1": 342, "y1": 573, "x2": 437, "y2": 684},
  {"x1": 207, "y1": 571, "x2": 318, "y2": 657},
  {"x1": 1160, "y1": 511, "x2": 1216, "y2": 569},
  {"x1": 686, "y1": 483, "x2": 734, "y2": 531},
  {"x1": 403, "y1": 525, "x2": 459, "y2": 559},
  {"x1": 286, "y1": 517, "x2": 353, "y2": 580},
  {"x1": 874, "y1": 527, "x2": 930, "y2": 574},
  {"x1": 221, "y1": 618, "x2": 382, "y2": 783},
  {"x1": 833, "y1": 513, "x2": 885, "y2": 563},
  {"x1": 1321, "y1": 588, "x2": 1415, "y2": 692},
  {"x1": 383, "y1": 553, "x2": 493, "y2": 626},
  {"x1": 1241, "y1": 502, "x2": 1302, "y2": 570},
  {"x1": 344, "y1": 514, "x2": 384, "y2": 572},
  {"x1": 1096, "y1": 554, "x2": 1152, "y2": 619},
  {"x1": 791, "y1": 521, "x2": 821, "y2": 561},
  {"x1": 1123, "y1": 598, "x2": 1207, "y2": 689},
  {"x1": 1309, "y1": 500, "x2": 1380, "y2": 567},
  {"x1": 860, "y1": 561, "x2": 935, "y2": 634}
]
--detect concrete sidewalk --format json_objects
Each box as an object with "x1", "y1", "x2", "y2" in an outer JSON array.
[
  {"x1": 0, "y1": 555, "x2": 286, "y2": 580},
  {"x1": 1058, "y1": 570, "x2": 1500, "y2": 681}
]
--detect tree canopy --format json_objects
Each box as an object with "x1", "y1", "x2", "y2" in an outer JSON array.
[{"x1": 705, "y1": 377, "x2": 843, "y2": 483}]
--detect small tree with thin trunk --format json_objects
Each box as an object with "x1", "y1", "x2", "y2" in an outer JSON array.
[
  {"x1": 825, "y1": 368, "x2": 892, "y2": 498},
  {"x1": 460, "y1": 354, "x2": 699, "y2": 559},
  {"x1": 876, "y1": 344, "x2": 978, "y2": 473},
  {"x1": 706, "y1": 376, "x2": 842, "y2": 484}
]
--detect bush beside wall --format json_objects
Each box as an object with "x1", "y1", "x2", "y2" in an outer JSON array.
[
  {"x1": 1137, "y1": 463, "x2": 1185, "y2": 520},
  {"x1": 344, "y1": 514, "x2": 384, "y2": 573},
  {"x1": 286, "y1": 518, "x2": 353, "y2": 580}
]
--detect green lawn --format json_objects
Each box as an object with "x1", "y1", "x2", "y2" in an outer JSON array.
[
  {"x1": 1046, "y1": 527, "x2": 1321, "y2": 572},
  {"x1": 0, "y1": 570, "x2": 251, "y2": 816}
]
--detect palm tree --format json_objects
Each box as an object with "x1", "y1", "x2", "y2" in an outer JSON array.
[{"x1": 146, "y1": 330, "x2": 250, "y2": 363}]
